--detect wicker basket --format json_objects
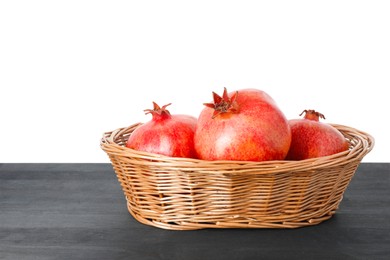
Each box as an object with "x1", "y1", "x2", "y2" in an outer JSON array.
[{"x1": 101, "y1": 123, "x2": 374, "y2": 230}]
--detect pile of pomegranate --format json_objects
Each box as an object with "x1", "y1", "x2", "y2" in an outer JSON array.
[{"x1": 126, "y1": 88, "x2": 349, "y2": 161}]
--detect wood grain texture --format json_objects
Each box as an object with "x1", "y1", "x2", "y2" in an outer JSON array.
[{"x1": 0, "y1": 163, "x2": 389, "y2": 260}]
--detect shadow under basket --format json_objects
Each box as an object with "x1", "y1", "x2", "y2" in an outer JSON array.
[{"x1": 101, "y1": 124, "x2": 374, "y2": 230}]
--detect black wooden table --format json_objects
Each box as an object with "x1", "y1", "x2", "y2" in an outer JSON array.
[{"x1": 1, "y1": 163, "x2": 389, "y2": 260}]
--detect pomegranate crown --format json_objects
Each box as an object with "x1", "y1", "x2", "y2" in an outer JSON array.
[
  {"x1": 144, "y1": 102, "x2": 172, "y2": 118},
  {"x1": 300, "y1": 109, "x2": 325, "y2": 121},
  {"x1": 204, "y1": 87, "x2": 239, "y2": 118}
]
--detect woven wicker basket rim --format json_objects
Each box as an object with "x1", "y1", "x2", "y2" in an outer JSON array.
[{"x1": 101, "y1": 123, "x2": 374, "y2": 174}]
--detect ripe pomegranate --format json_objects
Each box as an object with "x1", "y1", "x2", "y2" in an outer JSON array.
[
  {"x1": 126, "y1": 102, "x2": 197, "y2": 158},
  {"x1": 194, "y1": 88, "x2": 291, "y2": 161},
  {"x1": 286, "y1": 110, "x2": 349, "y2": 160}
]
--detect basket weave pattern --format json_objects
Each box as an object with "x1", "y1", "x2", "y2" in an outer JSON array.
[{"x1": 101, "y1": 124, "x2": 374, "y2": 230}]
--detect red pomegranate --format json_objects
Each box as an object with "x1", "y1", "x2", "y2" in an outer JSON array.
[
  {"x1": 286, "y1": 110, "x2": 349, "y2": 160},
  {"x1": 126, "y1": 102, "x2": 197, "y2": 158},
  {"x1": 194, "y1": 88, "x2": 291, "y2": 161}
]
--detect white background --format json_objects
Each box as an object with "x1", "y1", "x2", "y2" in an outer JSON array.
[{"x1": 1, "y1": 0, "x2": 388, "y2": 163}]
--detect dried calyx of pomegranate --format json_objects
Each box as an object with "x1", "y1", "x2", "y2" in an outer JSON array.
[
  {"x1": 203, "y1": 87, "x2": 240, "y2": 118},
  {"x1": 300, "y1": 109, "x2": 325, "y2": 121},
  {"x1": 143, "y1": 102, "x2": 172, "y2": 120}
]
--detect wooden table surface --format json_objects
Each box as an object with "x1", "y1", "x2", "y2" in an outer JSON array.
[{"x1": 1, "y1": 163, "x2": 389, "y2": 260}]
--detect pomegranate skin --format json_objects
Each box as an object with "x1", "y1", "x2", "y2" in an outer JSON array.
[
  {"x1": 126, "y1": 103, "x2": 197, "y2": 158},
  {"x1": 194, "y1": 88, "x2": 291, "y2": 161},
  {"x1": 286, "y1": 110, "x2": 349, "y2": 160}
]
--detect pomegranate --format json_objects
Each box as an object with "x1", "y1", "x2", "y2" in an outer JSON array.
[
  {"x1": 194, "y1": 88, "x2": 291, "y2": 161},
  {"x1": 126, "y1": 102, "x2": 197, "y2": 158},
  {"x1": 286, "y1": 110, "x2": 349, "y2": 160}
]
